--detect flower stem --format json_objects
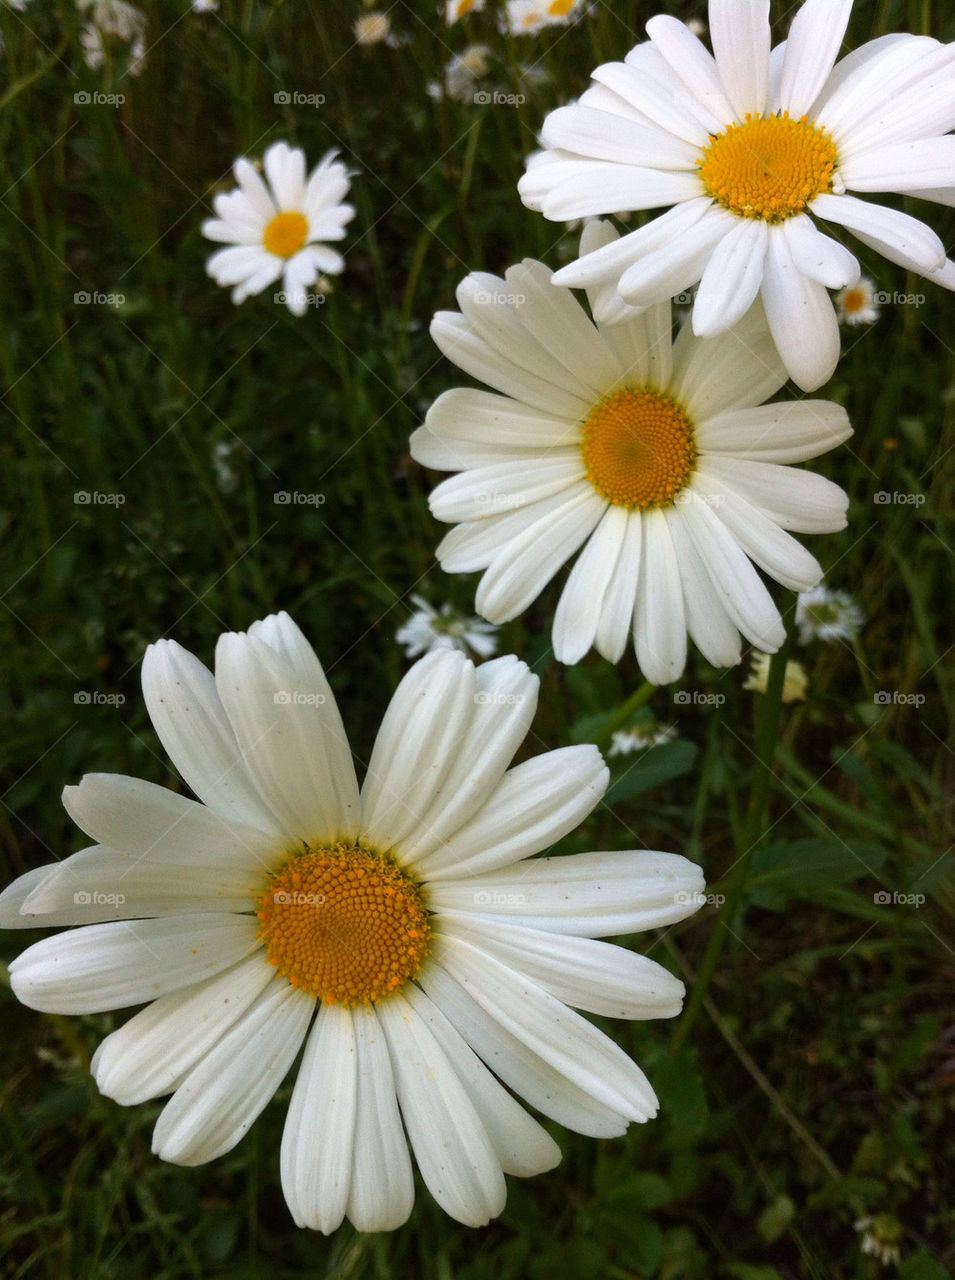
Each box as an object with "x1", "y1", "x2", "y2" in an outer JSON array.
[
  {"x1": 672, "y1": 617, "x2": 795, "y2": 1052},
  {"x1": 592, "y1": 681, "x2": 656, "y2": 754}
]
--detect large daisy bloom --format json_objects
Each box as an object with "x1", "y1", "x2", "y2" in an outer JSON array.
[
  {"x1": 202, "y1": 143, "x2": 354, "y2": 317},
  {"x1": 410, "y1": 223, "x2": 852, "y2": 681},
  {"x1": 0, "y1": 613, "x2": 704, "y2": 1232},
  {"x1": 518, "y1": 0, "x2": 955, "y2": 390}
]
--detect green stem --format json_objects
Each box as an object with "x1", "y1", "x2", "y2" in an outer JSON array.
[
  {"x1": 673, "y1": 620, "x2": 795, "y2": 1051},
  {"x1": 592, "y1": 681, "x2": 655, "y2": 754}
]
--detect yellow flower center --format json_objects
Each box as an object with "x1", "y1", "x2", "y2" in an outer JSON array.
[
  {"x1": 548, "y1": 0, "x2": 575, "y2": 14},
  {"x1": 580, "y1": 387, "x2": 696, "y2": 509},
  {"x1": 840, "y1": 288, "x2": 865, "y2": 313},
  {"x1": 699, "y1": 113, "x2": 837, "y2": 222},
  {"x1": 263, "y1": 211, "x2": 308, "y2": 259},
  {"x1": 256, "y1": 844, "x2": 431, "y2": 1006}
]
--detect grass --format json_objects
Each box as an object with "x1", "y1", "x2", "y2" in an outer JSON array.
[{"x1": 0, "y1": 1, "x2": 952, "y2": 1277}]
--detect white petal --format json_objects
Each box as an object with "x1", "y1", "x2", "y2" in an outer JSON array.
[
  {"x1": 435, "y1": 934, "x2": 659, "y2": 1121},
  {"x1": 359, "y1": 650, "x2": 477, "y2": 851},
  {"x1": 416, "y1": 387, "x2": 580, "y2": 469},
  {"x1": 61, "y1": 774, "x2": 280, "y2": 870},
  {"x1": 437, "y1": 915, "x2": 686, "y2": 1020},
  {"x1": 677, "y1": 497, "x2": 785, "y2": 651},
  {"x1": 152, "y1": 980, "x2": 313, "y2": 1165},
  {"x1": 427, "y1": 849, "x2": 705, "y2": 936},
  {"x1": 776, "y1": 0, "x2": 852, "y2": 118},
  {"x1": 233, "y1": 156, "x2": 276, "y2": 222},
  {"x1": 475, "y1": 486, "x2": 605, "y2": 623},
  {"x1": 841, "y1": 138, "x2": 955, "y2": 195},
  {"x1": 780, "y1": 214, "x2": 859, "y2": 289},
  {"x1": 671, "y1": 297, "x2": 786, "y2": 418},
  {"x1": 402, "y1": 984, "x2": 561, "y2": 1178},
  {"x1": 645, "y1": 15, "x2": 736, "y2": 126},
  {"x1": 815, "y1": 35, "x2": 947, "y2": 140},
  {"x1": 435, "y1": 488, "x2": 579, "y2": 573},
  {"x1": 595, "y1": 56, "x2": 714, "y2": 145},
  {"x1": 710, "y1": 0, "x2": 771, "y2": 120},
  {"x1": 542, "y1": 102, "x2": 699, "y2": 168},
  {"x1": 263, "y1": 141, "x2": 307, "y2": 210},
  {"x1": 395, "y1": 656, "x2": 539, "y2": 866},
  {"x1": 429, "y1": 455, "x2": 583, "y2": 523},
  {"x1": 540, "y1": 165, "x2": 703, "y2": 222},
  {"x1": 92, "y1": 954, "x2": 274, "y2": 1105},
  {"x1": 812, "y1": 193, "x2": 945, "y2": 277},
  {"x1": 633, "y1": 509, "x2": 687, "y2": 685},
  {"x1": 280, "y1": 1004, "x2": 356, "y2": 1233},
  {"x1": 421, "y1": 961, "x2": 629, "y2": 1138},
  {"x1": 761, "y1": 227, "x2": 840, "y2": 391},
  {"x1": 214, "y1": 626, "x2": 359, "y2": 845},
  {"x1": 700, "y1": 456, "x2": 848, "y2": 534},
  {"x1": 346, "y1": 1006, "x2": 415, "y2": 1232},
  {"x1": 0, "y1": 866, "x2": 56, "y2": 928},
  {"x1": 664, "y1": 505, "x2": 741, "y2": 667},
  {"x1": 618, "y1": 206, "x2": 738, "y2": 309},
  {"x1": 378, "y1": 993, "x2": 506, "y2": 1227},
  {"x1": 698, "y1": 400, "x2": 852, "y2": 462},
  {"x1": 553, "y1": 505, "x2": 629, "y2": 665},
  {"x1": 205, "y1": 244, "x2": 270, "y2": 286},
  {"x1": 10, "y1": 914, "x2": 261, "y2": 1014},
  {"x1": 692, "y1": 218, "x2": 769, "y2": 337},
  {"x1": 141, "y1": 639, "x2": 280, "y2": 834},
  {"x1": 833, "y1": 63, "x2": 955, "y2": 152},
  {"x1": 595, "y1": 513, "x2": 643, "y2": 663},
  {"x1": 417, "y1": 745, "x2": 608, "y2": 882},
  {"x1": 704, "y1": 479, "x2": 824, "y2": 592}
]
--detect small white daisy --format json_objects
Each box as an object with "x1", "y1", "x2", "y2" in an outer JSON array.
[
  {"x1": 519, "y1": 0, "x2": 955, "y2": 390},
  {"x1": 1, "y1": 613, "x2": 703, "y2": 1232},
  {"x1": 78, "y1": 0, "x2": 147, "y2": 75},
  {"x1": 743, "y1": 651, "x2": 808, "y2": 703},
  {"x1": 411, "y1": 221, "x2": 851, "y2": 683},
  {"x1": 608, "y1": 723, "x2": 677, "y2": 756},
  {"x1": 354, "y1": 12, "x2": 390, "y2": 46},
  {"x1": 191, "y1": 0, "x2": 218, "y2": 12},
  {"x1": 503, "y1": 0, "x2": 585, "y2": 36},
  {"x1": 396, "y1": 594, "x2": 499, "y2": 659},
  {"x1": 427, "y1": 45, "x2": 491, "y2": 104},
  {"x1": 854, "y1": 1215, "x2": 902, "y2": 1268},
  {"x1": 795, "y1": 583, "x2": 864, "y2": 644},
  {"x1": 202, "y1": 142, "x2": 354, "y2": 317},
  {"x1": 445, "y1": 0, "x2": 485, "y2": 22},
  {"x1": 835, "y1": 276, "x2": 880, "y2": 325}
]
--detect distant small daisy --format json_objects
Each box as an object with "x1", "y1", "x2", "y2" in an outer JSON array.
[
  {"x1": 854, "y1": 1215, "x2": 902, "y2": 1268},
  {"x1": 396, "y1": 594, "x2": 498, "y2": 659},
  {"x1": 427, "y1": 44, "x2": 491, "y2": 103},
  {"x1": 1, "y1": 613, "x2": 704, "y2": 1232},
  {"x1": 202, "y1": 142, "x2": 354, "y2": 317},
  {"x1": 503, "y1": 0, "x2": 584, "y2": 35},
  {"x1": 836, "y1": 277, "x2": 880, "y2": 326},
  {"x1": 191, "y1": 0, "x2": 218, "y2": 12},
  {"x1": 78, "y1": 0, "x2": 147, "y2": 75},
  {"x1": 354, "y1": 12, "x2": 390, "y2": 45},
  {"x1": 744, "y1": 652, "x2": 808, "y2": 704},
  {"x1": 608, "y1": 723, "x2": 677, "y2": 756},
  {"x1": 445, "y1": 0, "x2": 484, "y2": 21},
  {"x1": 796, "y1": 584, "x2": 864, "y2": 645}
]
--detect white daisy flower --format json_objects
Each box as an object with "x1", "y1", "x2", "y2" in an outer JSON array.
[
  {"x1": 410, "y1": 221, "x2": 851, "y2": 683},
  {"x1": 78, "y1": 0, "x2": 147, "y2": 75},
  {"x1": 743, "y1": 651, "x2": 808, "y2": 703},
  {"x1": 192, "y1": 0, "x2": 218, "y2": 12},
  {"x1": 608, "y1": 723, "x2": 677, "y2": 756},
  {"x1": 427, "y1": 45, "x2": 491, "y2": 104},
  {"x1": 445, "y1": 0, "x2": 485, "y2": 22},
  {"x1": 396, "y1": 594, "x2": 499, "y2": 659},
  {"x1": 0, "y1": 613, "x2": 703, "y2": 1233},
  {"x1": 202, "y1": 143, "x2": 354, "y2": 317},
  {"x1": 354, "y1": 12, "x2": 390, "y2": 46},
  {"x1": 503, "y1": 0, "x2": 585, "y2": 36},
  {"x1": 519, "y1": 0, "x2": 955, "y2": 390},
  {"x1": 795, "y1": 583, "x2": 864, "y2": 644},
  {"x1": 854, "y1": 1215, "x2": 903, "y2": 1268},
  {"x1": 835, "y1": 276, "x2": 880, "y2": 325}
]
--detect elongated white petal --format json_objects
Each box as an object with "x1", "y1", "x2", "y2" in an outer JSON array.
[
  {"x1": 841, "y1": 138, "x2": 955, "y2": 195},
  {"x1": 633, "y1": 509, "x2": 687, "y2": 685},
  {"x1": 378, "y1": 993, "x2": 506, "y2": 1227},
  {"x1": 92, "y1": 954, "x2": 275, "y2": 1105},
  {"x1": 346, "y1": 1007, "x2": 415, "y2": 1232},
  {"x1": 435, "y1": 489, "x2": 579, "y2": 572},
  {"x1": 152, "y1": 980, "x2": 313, "y2": 1165},
  {"x1": 263, "y1": 141, "x2": 307, "y2": 211},
  {"x1": 553, "y1": 198, "x2": 712, "y2": 291},
  {"x1": 618, "y1": 206, "x2": 738, "y2": 309},
  {"x1": 645, "y1": 15, "x2": 736, "y2": 126},
  {"x1": 710, "y1": 0, "x2": 771, "y2": 120},
  {"x1": 693, "y1": 218, "x2": 769, "y2": 337},
  {"x1": 0, "y1": 866, "x2": 57, "y2": 928},
  {"x1": 280, "y1": 1004, "x2": 357, "y2": 1233},
  {"x1": 597, "y1": 55, "x2": 715, "y2": 144},
  {"x1": 705, "y1": 482, "x2": 824, "y2": 592},
  {"x1": 541, "y1": 104, "x2": 699, "y2": 170},
  {"x1": 815, "y1": 36, "x2": 947, "y2": 140},
  {"x1": 672, "y1": 297, "x2": 786, "y2": 418},
  {"x1": 437, "y1": 915, "x2": 686, "y2": 1020},
  {"x1": 418, "y1": 745, "x2": 608, "y2": 881},
  {"x1": 418, "y1": 387, "x2": 580, "y2": 464},
  {"x1": 700, "y1": 456, "x2": 848, "y2": 534},
  {"x1": 540, "y1": 166, "x2": 702, "y2": 222},
  {"x1": 776, "y1": 0, "x2": 852, "y2": 118},
  {"x1": 429, "y1": 455, "x2": 583, "y2": 523},
  {"x1": 595, "y1": 513, "x2": 643, "y2": 663},
  {"x1": 665, "y1": 503, "x2": 741, "y2": 668},
  {"x1": 10, "y1": 914, "x2": 261, "y2": 1014},
  {"x1": 698, "y1": 400, "x2": 852, "y2": 463},
  {"x1": 553, "y1": 505, "x2": 629, "y2": 665},
  {"x1": 427, "y1": 850, "x2": 704, "y2": 936},
  {"x1": 761, "y1": 228, "x2": 840, "y2": 391},
  {"x1": 782, "y1": 214, "x2": 859, "y2": 290}
]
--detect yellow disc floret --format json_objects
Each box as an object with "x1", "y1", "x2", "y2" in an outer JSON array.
[
  {"x1": 580, "y1": 387, "x2": 696, "y2": 509},
  {"x1": 256, "y1": 843, "x2": 430, "y2": 1006},
  {"x1": 699, "y1": 113, "x2": 837, "y2": 222},
  {"x1": 263, "y1": 210, "x2": 308, "y2": 259}
]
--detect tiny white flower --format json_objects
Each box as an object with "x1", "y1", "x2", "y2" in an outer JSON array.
[
  {"x1": 835, "y1": 277, "x2": 880, "y2": 326},
  {"x1": 192, "y1": 0, "x2": 218, "y2": 12},
  {"x1": 396, "y1": 594, "x2": 499, "y2": 659},
  {"x1": 427, "y1": 44, "x2": 491, "y2": 103},
  {"x1": 503, "y1": 0, "x2": 585, "y2": 36},
  {"x1": 744, "y1": 652, "x2": 808, "y2": 703},
  {"x1": 608, "y1": 723, "x2": 677, "y2": 756},
  {"x1": 1, "y1": 613, "x2": 704, "y2": 1233},
  {"x1": 354, "y1": 12, "x2": 390, "y2": 46},
  {"x1": 445, "y1": 0, "x2": 485, "y2": 22},
  {"x1": 201, "y1": 142, "x2": 355, "y2": 317},
  {"x1": 795, "y1": 584, "x2": 864, "y2": 645},
  {"x1": 854, "y1": 1216, "x2": 902, "y2": 1268},
  {"x1": 78, "y1": 1, "x2": 147, "y2": 75}
]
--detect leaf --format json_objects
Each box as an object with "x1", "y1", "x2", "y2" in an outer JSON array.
[
  {"x1": 564, "y1": 664, "x2": 623, "y2": 716},
  {"x1": 605, "y1": 1172, "x2": 672, "y2": 1211},
  {"x1": 756, "y1": 1194, "x2": 796, "y2": 1244},
  {"x1": 746, "y1": 839, "x2": 888, "y2": 911},
  {"x1": 605, "y1": 740, "x2": 698, "y2": 804},
  {"x1": 898, "y1": 1251, "x2": 950, "y2": 1280}
]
